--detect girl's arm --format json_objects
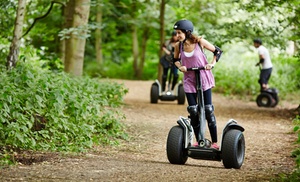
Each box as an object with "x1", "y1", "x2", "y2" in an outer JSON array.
[
  {"x1": 162, "y1": 46, "x2": 171, "y2": 55},
  {"x1": 200, "y1": 38, "x2": 223, "y2": 70}
]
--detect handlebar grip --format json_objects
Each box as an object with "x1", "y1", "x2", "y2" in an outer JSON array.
[{"x1": 187, "y1": 67, "x2": 205, "y2": 71}]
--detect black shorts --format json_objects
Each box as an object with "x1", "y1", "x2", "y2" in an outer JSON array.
[{"x1": 259, "y1": 68, "x2": 272, "y2": 85}]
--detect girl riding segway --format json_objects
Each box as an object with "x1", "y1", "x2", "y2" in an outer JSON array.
[
  {"x1": 160, "y1": 31, "x2": 179, "y2": 93},
  {"x1": 167, "y1": 20, "x2": 245, "y2": 169},
  {"x1": 172, "y1": 20, "x2": 223, "y2": 149}
]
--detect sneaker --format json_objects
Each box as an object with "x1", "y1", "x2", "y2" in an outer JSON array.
[
  {"x1": 211, "y1": 143, "x2": 219, "y2": 150},
  {"x1": 193, "y1": 142, "x2": 198, "y2": 147}
]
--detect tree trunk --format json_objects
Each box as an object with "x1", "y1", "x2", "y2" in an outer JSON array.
[
  {"x1": 95, "y1": 0, "x2": 103, "y2": 65},
  {"x1": 132, "y1": 25, "x2": 139, "y2": 78},
  {"x1": 137, "y1": 28, "x2": 149, "y2": 79},
  {"x1": 6, "y1": 0, "x2": 27, "y2": 70},
  {"x1": 64, "y1": 0, "x2": 90, "y2": 76},
  {"x1": 62, "y1": 0, "x2": 75, "y2": 65},
  {"x1": 158, "y1": 0, "x2": 166, "y2": 82}
]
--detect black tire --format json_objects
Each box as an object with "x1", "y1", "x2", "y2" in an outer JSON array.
[
  {"x1": 150, "y1": 84, "x2": 159, "y2": 103},
  {"x1": 256, "y1": 93, "x2": 273, "y2": 107},
  {"x1": 222, "y1": 129, "x2": 245, "y2": 169},
  {"x1": 177, "y1": 84, "x2": 185, "y2": 105},
  {"x1": 166, "y1": 126, "x2": 188, "y2": 164},
  {"x1": 271, "y1": 94, "x2": 279, "y2": 107}
]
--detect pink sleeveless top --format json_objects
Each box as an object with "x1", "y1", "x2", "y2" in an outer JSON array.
[{"x1": 180, "y1": 43, "x2": 215, "y2": 93}]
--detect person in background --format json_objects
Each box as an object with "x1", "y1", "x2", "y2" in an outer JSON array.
[
  {"x1": 173, "y1": 20, "x2": 223, "y2": 149},
  {"x1": 253, "y1": 38, "x2": 273, "y2": 90},
  {"x1": 160, "y1": 31, "x2": 179, "y2": 92}
]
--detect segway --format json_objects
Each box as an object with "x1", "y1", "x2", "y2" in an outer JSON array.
[
  {"x1": 256, "y1": 88, "x2": 279, "y2": 107},
  {"x1": 150, "y1": 67, "x2": 185, "y2": 105},
  {"x1": 166, "y1": 67, "x2": 245, "y2": 169}
]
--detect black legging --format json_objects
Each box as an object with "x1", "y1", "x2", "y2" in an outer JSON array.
[
  {"x1": 185, "y1": 89, "x2": 212, "y2": 106},
  {"x1": 162, "y1": 65, "x2": 178, "y2": 91},
  {"x1": 186, "y1": 89, "x2": 218, "y2": 143}
]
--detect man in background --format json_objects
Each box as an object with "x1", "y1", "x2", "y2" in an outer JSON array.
[{"x1": 253, "y1": 38, "x2": 273, "y2": 90}]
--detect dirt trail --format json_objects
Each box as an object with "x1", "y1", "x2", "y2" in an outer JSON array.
[{"x1": 0, "y1": 80, "x2": 297, "y2": 182}]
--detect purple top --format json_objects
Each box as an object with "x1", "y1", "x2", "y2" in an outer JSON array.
[{"x1": 180, "y1": 43, "x2": 215, "y2": 93}]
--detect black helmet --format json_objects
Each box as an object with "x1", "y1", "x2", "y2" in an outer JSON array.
[
  {"x1": 253, "y1": 38, "x2": 262, "y2": 45},
  {"x1": 173, "y1": 20, "x2": 194, "y2": 33}
]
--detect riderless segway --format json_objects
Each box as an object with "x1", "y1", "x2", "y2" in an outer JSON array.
[
  {"x1": 256, "y1": 88, "x2": 279, "y2": 107},
  {"x1": 166, "y1": 67, "x2": 245, "y2": 169},
  {"x1": 150, "y1": 66, "x2": 185, "y2": 105}
]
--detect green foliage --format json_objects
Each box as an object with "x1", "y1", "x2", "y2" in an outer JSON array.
[
  {"x1": 274, "y1": 115, "x2": 300, "y2": 182},
  {"x1": 0, "y1": 61, "x2": 128, "y2": 159},
  {"x1": 84, "y1": 55, "x2": 158, "y2": 80},
  {"x1": 292, "y1": 116, "x2": 300, "y2": 168},
  {"x1": 0, "y1": 149, "x2": 15, "y2": 167},
  {"x1": 0, "y1": 37, "x2": 10, "y2": 67}
]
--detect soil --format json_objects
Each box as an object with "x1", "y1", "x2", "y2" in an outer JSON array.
[{"x1": 0, "y1": 80, "x2": 298, "y2": 182}]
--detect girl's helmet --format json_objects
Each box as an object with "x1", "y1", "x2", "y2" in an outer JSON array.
[{"x1": 173, "y1": 20, "x2": 194, "y2": 33}]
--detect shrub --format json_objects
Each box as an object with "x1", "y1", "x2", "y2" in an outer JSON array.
[
  {"x1": 0, "y1": 61, "x2": 128, "y2": 156},
  {"x1": 292, "y1": 115, "x2": 300, "y2": 168},
  {"x1": 274, "y1": 115, "x2": 300, "y2": 181}
]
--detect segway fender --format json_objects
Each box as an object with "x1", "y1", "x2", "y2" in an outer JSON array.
[
  {"x1": 220, "y1": 119, "x2": 244, "y2": 151},
  {"x1": 154, "y1": 79, "x2": 162, "y2": 95},
  {"x1": 223, "y1": 119, "x2": 244, "y2": 133},
  {"x1": 177, "y1": 116, "x2": 194, "y2": 148}
]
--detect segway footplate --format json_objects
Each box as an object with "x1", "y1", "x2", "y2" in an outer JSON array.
[{"x1": 188, "y1": 146, "x2": 221, "y2": 161}]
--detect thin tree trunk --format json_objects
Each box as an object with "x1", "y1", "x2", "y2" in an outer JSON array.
[
  {"x1": 132, "y1": 25, "x2": 139, "y2": 78},
  {"x1": 64, "y1": 0, "x2": 90, "y2": 76},
  {"x1": 61, "y1": 0, "x2": 75, "y2": 65},
  {"x1": 158, "y1": 0, "x2": 166, "y2": 82},
  {"x1": 137, "y1": 28, "x2": 149, "y2": 79},
  {"x1": 6, "y1": 0, "x2": 27, "y2": 70},
  {"x1": 95, "y1": 0, "x2": 103, "y2": 65}
]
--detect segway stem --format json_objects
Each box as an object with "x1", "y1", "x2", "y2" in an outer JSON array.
[
  {"x1": 187, "y1": 67, "x2": 206, "y2": 144},
  {"x1": 167, "y1": 65, "x2": 173, "y2": 91}
]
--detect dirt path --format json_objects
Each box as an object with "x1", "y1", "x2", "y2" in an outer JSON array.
[{"x1": 0, "y1": 80, "x2": 297, "y2": 182}]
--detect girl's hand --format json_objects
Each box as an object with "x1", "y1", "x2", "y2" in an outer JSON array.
[
  {"x1": 205, "y1": 64, "x2": 214, "y2": 70},
  {"x1": 179, "y1": 66, "x2": 187, "y2": 72}
]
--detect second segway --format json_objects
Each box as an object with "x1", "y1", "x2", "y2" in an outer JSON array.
[
  {"x1": 256, "y1": 88, "x2": 279, "y2": 107},
  {"x1": 150, "y1": 67, "x2": 185, "y2": 105}
]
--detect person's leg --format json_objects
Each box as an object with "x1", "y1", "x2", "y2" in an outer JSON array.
[
  {"x1": 162, "y1": 67, "x2": 169, "y2": 92},
  {"x1": 186, "y1": 93, "x2": 200, "y2": 141},
  {"x1": 203, "y1": 89, "x2": 218, "y2": 148},
  {"x1": 259, "y1": 70, "x2": 264, "y2": 90},
  {"x1": 265, "y1": 68, "x2": 272, "y2": 88},
  {"x1": 171, "y1": 65, "x2": 179, "y2": 90},
  {"x1": 260, "y1": 69, "x2": 270, "y2": 90}
]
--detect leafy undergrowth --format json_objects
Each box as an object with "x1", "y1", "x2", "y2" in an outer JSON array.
[
  {"x1": 273, "y1": 114, "x2": 300, "y2": 182},
  {"x1": 0, "y1": 62, "x2": 128, "y2": 167}
]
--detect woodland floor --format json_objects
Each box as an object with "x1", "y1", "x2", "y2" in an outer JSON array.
[{"x1": 0, "y1": 80, "x2": 299, "y2": 182}]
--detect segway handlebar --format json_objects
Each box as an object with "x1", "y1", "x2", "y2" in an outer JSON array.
[{"x1": 187, "y1": 67, "x2": 205, "y2": 71}]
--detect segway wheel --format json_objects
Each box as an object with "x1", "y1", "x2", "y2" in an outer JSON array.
[
  {"x1": 150, "y1": 83, "x2": 159, "y2": 103},
  {"x1": 222, "y1": 129, "x2": 245, "y2": 169},
  {"x1": 166, "y1": 126, "x2": 188, "y2": 164},
  {"x1": 256, "y1": 93, "x2": 273, "y2": 107},
  {"x1": 271, "y1": 94, "x2": 279, "y2": 107},
  {"x1": 177, "y1": 84, "x2": 185, "y2": 105}
]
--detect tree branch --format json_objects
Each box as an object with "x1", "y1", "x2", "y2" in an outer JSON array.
[{"x1": 22, "y1": 1, "x2": 65, "y2": 38}]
